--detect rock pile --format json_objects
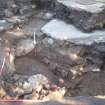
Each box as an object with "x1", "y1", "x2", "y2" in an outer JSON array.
[
  {"x1": 0, "y1": 0, "x2": 35, "y2": 18},
  {"x1": 15, "y1": 0, "x2": 35, "y2": 16},
  {"x1": 0, "y1": 74, "x2": 66, "y2": 100},
  {"x1": 0, "y1": 0, "x2": 17, "y2": 18}
]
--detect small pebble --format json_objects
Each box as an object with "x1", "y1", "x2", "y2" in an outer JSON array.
[
  {"x1": 42, "y1": 58, "x2": 50, "y2": 65},
  {"x1": 48, "y1": 38, "x2": 54, "y2": 45},
  {"x1": 58, "y1": 78, "x2": 64, "y2": 86}
]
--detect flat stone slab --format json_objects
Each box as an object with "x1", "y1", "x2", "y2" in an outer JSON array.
[
  {"x1": 57, "y1": 0, "x2": 105, "y2": 13},
  {"x1": 42, "y1": 19, "x2": 105, "y2": 45},
  {"x1": 0, "y1": 20, "x2": 15, "y2": 31}
]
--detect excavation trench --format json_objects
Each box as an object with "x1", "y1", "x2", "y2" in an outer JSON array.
[
  {"x1": 14, "y1": 44, "x2": 105, "y2": 97},
  {"x1": 1, "y1": 14, "x2": 105, "y2": 100},
  {"x1": 0, "y1": 1, "x2": 105, "y2": 104}
]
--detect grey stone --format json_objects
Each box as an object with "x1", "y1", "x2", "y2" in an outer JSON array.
[
  {"x1": 16, "y1": 39, "x2": 34, "y2": 56},
  {"x1": 0, "y1": 20, "x2": 15, "y2": 31},
  {"x1": 19, "y1": 6, "x2": 33, "y2": 15},
  {"x1": 28, "y1": 74, "x2": 49, "y2": 91},
  {"x1": 92, "y1": 43, "x2": 105, "y2": 53},
  {"x1": 4, "y1": 9, "x2": 14, "y2": 18},
  {"x1": 43, "y1": 12, "x2": 54, "y2": 20},
  {"x1": 57, "y1": 0, "x2": 105, "y2": 13},
  {"x1": 36, "y1": 12, "x2": 53, "y2": 20},
  {"x1": 53, "y1": 0, "x2": 105, "y2": 32},
  {"x1": 42, "y1": 38, "x2": 54, "y2": 47},
  {"x1": 0, "y1": 10, "x2": 5, "y2": 18},
  {"x1": 0, "y1": 0, "x2": 34, "y2": 18},
  {"x1": 61, "y1": 70, "x2": 68, "y2": 78},
  {"x1": 6, "y1": 16, "x2": 26, "y2": 24},
  {"x1": 24, "y1": 94, "x2": 33, "y2": 99},
  {"x1": 42, "y1": 19, "x2": 105, "y2": 45},
  {"x1": 14, "y1": 0, "x2": 34, "y2": 16},
  {"x1": 0, "y1": 0, "x2": 16, "y2": 18}
]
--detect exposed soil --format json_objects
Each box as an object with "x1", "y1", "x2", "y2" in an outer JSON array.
[
  {"x1": 0, "y1": 1, "x2": 105, "y2": 104},
  {"x1": 0, "y1": 13, "x2": 105, "y2": 97},
  {"x1": 15, "y1": 56, "x2": 58, "y2": 83},
  {"x1": 14, "y1": 45, "x2": 105, "y2": 97}
]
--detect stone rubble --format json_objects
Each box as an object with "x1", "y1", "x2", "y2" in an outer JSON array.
[
  {"x1": 0, "y1": 73, "x2": 66, "y2": 100},
  {"x1": 28, "y1": 74, "x2": 49, "y2": 90},
  {"x1": 0, "y1": 0, "x2": 35, "y2": 18},
  {"x1": 1, "y1": 0, "x2": 14, "y2": 18},
  {"x1": 15, "y1": 0, "x2": 35, "y2": 16}
]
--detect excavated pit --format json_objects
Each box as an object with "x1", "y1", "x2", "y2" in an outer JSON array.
[
  {"x1": 15, "y1": 55, "x2": 58, "y2": 82},
  {"x1": 0, "y1": 12, "x2": 105, "y2": 100},
  {"x1": 0, "y1": 0, "x2": 105, "y2": 105},
  {"x1": 14, "y1": 43, "x2": 105, "y2": 97}
]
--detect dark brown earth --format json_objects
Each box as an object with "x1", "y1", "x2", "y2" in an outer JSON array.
[
  {"x1": 0, "y1": 15, "x2": 105, "y2": 98},
  {"x1": 14, "y1": 43, "x2": 105, "y2": 97},
  {"x1": 0, "y1": 1, "x2": 105, "y2": 105}
]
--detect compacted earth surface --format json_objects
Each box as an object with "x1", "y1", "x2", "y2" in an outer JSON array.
[{"x1": 0, "y1": 0, "x2": 105, "y2": 105}]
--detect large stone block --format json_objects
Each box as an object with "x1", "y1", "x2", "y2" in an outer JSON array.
[
  {"x1": 42, "y1": 19, "x2": 105, "y2": 45},
  {"x1": 53, "y1": 0, "x2": 105, "y2": 32}
]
